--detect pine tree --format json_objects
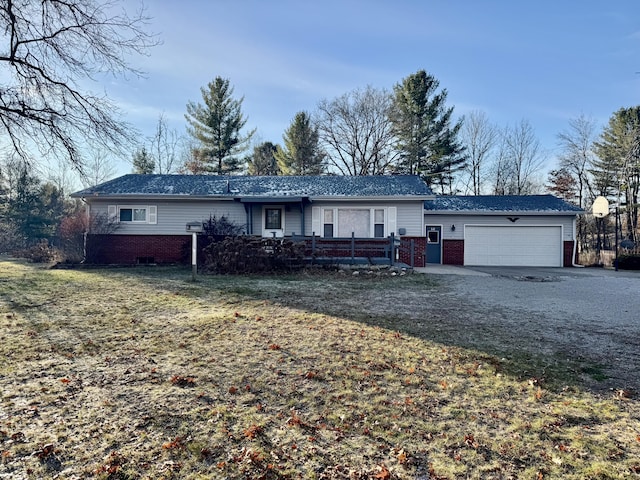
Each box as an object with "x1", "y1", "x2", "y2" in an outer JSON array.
[
  {"x1": 275, "y1": 112, "x2": 325, "y2": 175},
  {"x1": 132, "y1": 147, "x2": 155, "y2": 174},
  {"x1": 247, "y1": 142, "x2": 279, "y2": 175},
  {"x1": 390, "y1": 70, "x2": 466, "y2": 192},
  {"x1": 185, "y1": 77, "x2": 255, "y2": 175},
  {"x1": 592, "y1": 107, "x2": 640, "y2": 243}
]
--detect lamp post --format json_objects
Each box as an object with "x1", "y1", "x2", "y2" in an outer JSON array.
[{"x1": 186, "y1": 222, "x2": 203, "y2": 281}]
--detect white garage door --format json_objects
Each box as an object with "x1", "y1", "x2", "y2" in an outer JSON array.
[{"x1": 464, "y1": 226, "x2": 562, "y2": 267}]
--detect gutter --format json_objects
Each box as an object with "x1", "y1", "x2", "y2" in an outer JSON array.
[{"x1": 424, "y1": 209, "x2": 585, "y2": 216}]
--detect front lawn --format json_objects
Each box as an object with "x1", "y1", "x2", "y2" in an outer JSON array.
[{"x1": 0, "y1": 260, "x2": 638, "y2": 479}]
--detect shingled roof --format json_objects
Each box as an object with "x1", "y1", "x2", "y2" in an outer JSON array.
[
  {"x1": 424, "y1": 195, "x2": 583, "y2": 214},
  {"x1": 71, "y1": 174, "x2": 434, "y2": 199}
]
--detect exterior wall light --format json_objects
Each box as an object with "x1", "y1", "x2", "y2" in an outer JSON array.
[{"x1": 451, "y1": 224, "x2": 456, "y2": 231}]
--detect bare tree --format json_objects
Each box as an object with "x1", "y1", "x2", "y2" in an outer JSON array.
[
  {"x1": 148, "y1": 113, "x2": 183, "y2": 174},
  {"x1": 557, "y1": 114, "x2": 597, "y2": 207},
  {"x1": 0, "y1": 0, "x2": 158, "y2": 172},
  {"x1": 556, "y1": 115, "x2": 598, "y2": 252},
  {"x1": 461, "y1": 110, "x2": 498, "y2": 194},
  {"x1": 44, "y1": 159, "x2": 82, "y2": 196},
  {"x1": 490, "y1": 135, "x2": 512, "y2": 195},
  {"x1": 315, "y1": 86, "x2": 397, "y2": 175},
  {"x1": 81, "y1": 148, "x2": 117, "y2": 188},
  {"x1": 493, "y1": 120, "x2": 546, "y2": 194}
]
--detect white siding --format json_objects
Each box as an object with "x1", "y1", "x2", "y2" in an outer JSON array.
[
  {"x1": 90, "y1": 200, "x2": 246, "y2": 235},
  {"x1": 306, "y1": 201, "x2": 424, "y2": 237},
  {"x1": 425, "y1": 214, "x2": 577, "y2": 241}
]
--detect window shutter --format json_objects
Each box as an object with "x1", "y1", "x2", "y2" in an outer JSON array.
[
  {"x1": 387, "y1": 207, "x2": 397, "y2": 236},
  {"x1": 108, "y1": 205, "x2": 117, "y2": 222},
  {"x1": 311, "y1": 207, "x2": 321, "y2": 237},
  {"x1": 148, "y1": 206, "x2": 157, "y2": 224}
]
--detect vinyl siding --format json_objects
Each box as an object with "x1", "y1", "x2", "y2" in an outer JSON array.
[
  {"x1": 88, "y1": 200, "x2": 246, "y2": 235},
  {"x1": 304, "y1": 201, "x2": 424, "y2": 237},
  {"x1": 425, "y1": 214, "x2": 576, "y2": 241},
  {"x1": 251, "y1": 204, "x2": 305, "y2": 236},
  {"x1": 86, "y1": 199, "x2": 426, "y2": 237}
]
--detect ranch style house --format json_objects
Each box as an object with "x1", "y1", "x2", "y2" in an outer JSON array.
[{"x1": 71, "y1": 174, "x2": 584, "y2": 268}]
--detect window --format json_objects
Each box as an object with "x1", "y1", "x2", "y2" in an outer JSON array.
[
  {"x1": 374, "y1": 209, "x2": 385, "y2": 237},
  {"x1": 265, "y1": 208, "x2": 282, "y2": 230},
  {"x1": 120, "y1": 207, "x2": 146, "y2": 222},
  {"x1": 314, "y1": 206, "x2": 396, "y2": 239},
  {"x1": 110, "y1": 205, "x2": 157, "y2": 224},
  {"x1": 427, "y1": 230, "x2": 440, "y2": 244},
  {"x1": 338, "y1": 209, "x2": 370, "y2": 237},
  {"x1": 323, "y1": 209, "x2": 334, "y2": 238}
]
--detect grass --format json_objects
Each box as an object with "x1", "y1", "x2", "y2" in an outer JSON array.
[{"x1": 0, "y1": 259, "x2": 638, "y2": 479}]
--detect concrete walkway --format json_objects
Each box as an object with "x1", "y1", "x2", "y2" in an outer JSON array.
[{"x1": 413, "y1": 265, "x2": 491, "y2": 276}]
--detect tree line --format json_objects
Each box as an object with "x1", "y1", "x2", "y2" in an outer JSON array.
[
  {"x1": 174, "y1": 73, "x2": 640, "y2": 253},
  {"x1": 175, "y1": 72, "x2": 466, "y2": 194}
]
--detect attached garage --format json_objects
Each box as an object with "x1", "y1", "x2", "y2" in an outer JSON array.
[
  {"x1": 424, "y1": 195, "x2": 584, "y2": 267},
  {"x1": 464, "y1": 225, "x2": 562, "y2": 267}
]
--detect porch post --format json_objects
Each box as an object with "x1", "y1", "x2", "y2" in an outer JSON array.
[
  {"x1": 410, "y1": 239, "x2": 415, "y2": 268},
  {"x1": 351, "y1": 232, "x2": 355, "y2": 263},
  {"x1": 390, "y1": 233, "x2": 395, "y2": 266}
]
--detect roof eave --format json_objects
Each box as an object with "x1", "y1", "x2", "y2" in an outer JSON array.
[
  {"x1": 312, "y1": 194, "x2": 435, "y2": 201},
  {"x1": 72, "y1": 193, "x2": 236, "y2": 201},
  {"x1": 424, "y1": 209, "x2": 584, "y2": 215}
]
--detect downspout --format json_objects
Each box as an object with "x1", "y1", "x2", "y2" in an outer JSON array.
[
  {"x1": 82, "y1": 199, "x2": 89, "y2": 263},
  {"x1": 571, "y1": 216, "x2": 583, "y2": 267}
]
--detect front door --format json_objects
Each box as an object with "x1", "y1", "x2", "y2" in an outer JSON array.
[
  {"x1": 426, "y1": 225, "x2": 442, "y2": 264},
  {"x1": 263, "y1": 206, "x2": 284, "y2": 237}
]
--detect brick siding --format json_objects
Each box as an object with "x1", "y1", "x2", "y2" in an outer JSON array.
[
  {"x1": 564, "y1": 240, "x2": 577, "y2": 267},
  {"x1": 399, "y1": 236, "x2": 426, "y2": 267},
  {"x1": 443, "y1": 239, "x2": 465, "y2": 265},
  {"x1": 86, "y1": 234, "x2": 191, "y2": 264}
]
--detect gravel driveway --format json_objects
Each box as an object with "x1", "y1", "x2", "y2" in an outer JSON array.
[{"x1": 426, "y1": 266, "x2": 640, "y2": 393}]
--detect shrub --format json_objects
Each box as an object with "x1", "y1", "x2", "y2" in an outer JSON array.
[
  {"x1": 57, "y1": 211, "x2": 88, "y2": 262},
  {"x1": 616, "y1": 254, "x2": 640, "y2": 270},
  {"x1": 202, "y1": 236, "x2": 305, "y2": 274},
  {"x1": 16, "y1": 240, "x2": 59, "y2": 263},
  {"x1": 202, "y1": 214, "x2": 244, "y2": 236}
]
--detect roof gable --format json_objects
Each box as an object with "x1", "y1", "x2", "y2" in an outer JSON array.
[
  {"x1": 425, "y1": 195, "x2": 584, "y2": 213},
  {"x1": 72, "y1": 174, "x2": 434, "y2": 198}
]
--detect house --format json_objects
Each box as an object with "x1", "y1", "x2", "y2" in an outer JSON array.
[
  {"x1": 424, "y1": 195, "x2": 584, "y2": 267},
  {"x1": 71, "y1": 175, "x2": 584, "y2": 267},
  {"x1": 71, "y1": 174, "x2": 434, "y2": 265}
]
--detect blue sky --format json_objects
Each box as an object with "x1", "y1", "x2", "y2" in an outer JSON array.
[{"x1": 107, "y1": 0, "x2": 640, "y2": 176}]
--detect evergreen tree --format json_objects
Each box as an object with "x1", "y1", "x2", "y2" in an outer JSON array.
[
  {"x1": 592, "y1": 107, "x2": 640, "y2": 243},
  {"x1": 390, "y1": 70, "x2": 466, "y2": 192},
  {"x1": 247, "y1": 142, "x2": 280, "y2": 175},
  {"x1": 275, "y1": 112, "x2": 325, "y2": 175},
  {"x1": 185, "y1": 77, "x2": 255, "y2": 175},
  {"x1": 4, "y1": 164, "x2": 68, "y2": 245},
  {"x1": 132, "y1": 147, "x2": 155, "y2": 174}
]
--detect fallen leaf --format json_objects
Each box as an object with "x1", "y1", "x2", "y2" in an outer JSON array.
[{"x1": 374, "y1": 464, "x2": 391, "y2": 479}]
